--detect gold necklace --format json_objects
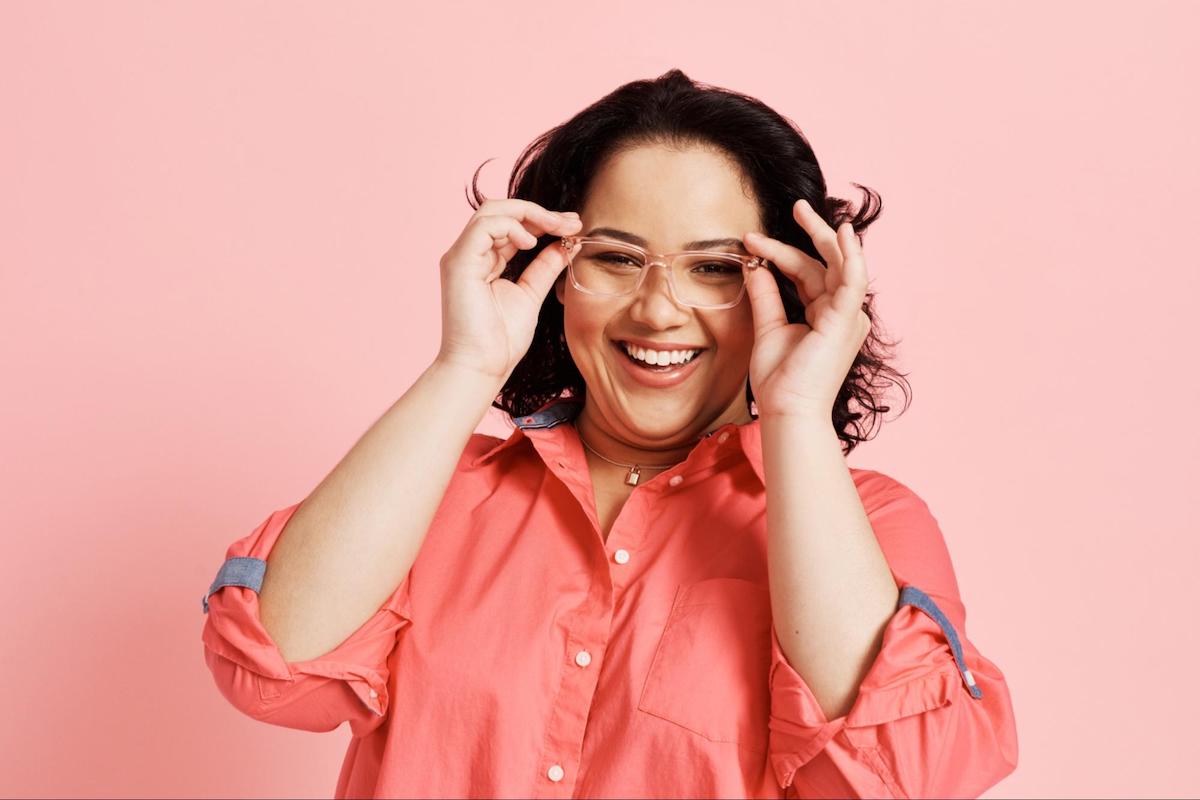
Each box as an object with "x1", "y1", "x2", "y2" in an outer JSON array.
[{"x1": 575, "y1": 426, "x2": 698, "y2": 486}]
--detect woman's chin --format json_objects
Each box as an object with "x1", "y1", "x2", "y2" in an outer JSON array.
[{"x1": 610, "y1": 395, "x2": 707, "y2": 438}]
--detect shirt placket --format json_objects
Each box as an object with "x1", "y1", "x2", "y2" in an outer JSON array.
[
  {"x1": 519, "y1": 428, "x2": 618, "y2": 796},
  {"x1": 515, "y1": 407, "x2": 745, "y2": 795}
]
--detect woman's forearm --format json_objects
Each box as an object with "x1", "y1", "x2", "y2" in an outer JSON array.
[
  {"x1": 257, "y1": 360, "x2": 503, "y2": 663},
  {"x1": 761, "y1": 414, "x2": 900, "y2": 720}
]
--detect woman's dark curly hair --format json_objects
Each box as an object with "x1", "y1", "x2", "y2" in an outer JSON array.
[{"x1": 466, "y1": 68, "x2": 911, "y2": 456}]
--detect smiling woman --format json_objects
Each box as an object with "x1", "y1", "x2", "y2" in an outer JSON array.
[
  {"x1": 201, "y1": 68, "x2": 1018, "y2": 799},
  {"x1": 486, "y1": 70, "x2": 911, "y2": 464}
]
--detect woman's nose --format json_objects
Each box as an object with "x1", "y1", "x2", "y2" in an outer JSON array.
[{"x1": 627, "y1": 264, "x2": 690, "y2": 323}]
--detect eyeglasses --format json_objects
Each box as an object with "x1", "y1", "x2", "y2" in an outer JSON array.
[{"x1": 558, "y1": 236, "x2": 771, "y2": 310}]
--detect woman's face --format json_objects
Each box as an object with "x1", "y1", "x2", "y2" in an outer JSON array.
[{"x1": 554, "y1": 142, "x2": 764, "y2": 449}]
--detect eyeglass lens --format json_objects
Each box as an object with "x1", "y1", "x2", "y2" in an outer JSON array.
[{"x1": 570, "y1": 242, "x2": 744, "y2": 307}]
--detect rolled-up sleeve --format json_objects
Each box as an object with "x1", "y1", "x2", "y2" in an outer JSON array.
[
  {"x1": 200, "y1": 502, "x2": 414, "y2": 738},
  {"x1": 767, "y1": 474, "x2": 1019, "y2": 798}
]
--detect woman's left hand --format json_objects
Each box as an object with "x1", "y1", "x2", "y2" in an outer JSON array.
[{"x1": 742, "y1": 198, "x2": 871, "y2": 421}]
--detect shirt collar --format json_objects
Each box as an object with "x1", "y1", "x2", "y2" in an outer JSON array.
[{"x1": 470, "y1": 396, "x2": 766, "y2": 487}]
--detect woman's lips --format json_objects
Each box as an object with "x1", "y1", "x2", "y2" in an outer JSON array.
[{"x1": 610, "y1": 340, "x2": 707, "y2": 388}]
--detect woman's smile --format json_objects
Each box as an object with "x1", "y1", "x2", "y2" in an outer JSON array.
[{"x1": 609, "y1": 338, "x2": 709, "y2": 388}]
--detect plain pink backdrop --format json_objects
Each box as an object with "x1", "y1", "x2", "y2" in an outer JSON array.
[{"x1": 2, "y1": 1, "x2": 1196, "y2": 797}]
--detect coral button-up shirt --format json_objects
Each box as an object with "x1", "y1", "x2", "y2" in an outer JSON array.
[{"x1": 201, "y1": 396, "x2": 1018, "y2": 798}]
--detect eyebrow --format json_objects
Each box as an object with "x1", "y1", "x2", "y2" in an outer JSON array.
[{"x1": 584, "y1": 227, "x2": 750, "y2": 254}]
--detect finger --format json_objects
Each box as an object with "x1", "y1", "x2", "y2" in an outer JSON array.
[
  {"x1": 474, "y1": 200, "x2": 580, "y2": 242},
  {"x1": 497, "y1": 217, "x2": 582, "y2": 264},
  {"x1": 504, "y1": 217, "x2": 584, "y2": 263},
  {"x1": 743, "y1": 256, "x2": 788, "y2": 339},
  {"x1": 462, "y1": 214, "x2": 580, "y2": 273},
  {"x1": 469, "y1": 199, "x2": 581, "y2": 261},
  {"x1": 831, "y1": 222, "x2": 869, "y2": 317},
  {"x1": 794, "y1": 200, "x2": 845, "y2": 295},
  {"x1": 442, "y1": 216, "x2": 533, "y2": 285},
  {"x1": 516, "y1": 237, "x2": 580, "y2": 301},
  {"x1": 744, "y1": 231, "x2": 824, "y2": 305},
  {"x1": 480, "y1": 215, "x2": 538, "y2": 267}
]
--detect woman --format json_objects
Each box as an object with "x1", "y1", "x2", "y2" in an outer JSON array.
[{"x1": 201, "y1": 69, "x2": 1018, "y2": 798}]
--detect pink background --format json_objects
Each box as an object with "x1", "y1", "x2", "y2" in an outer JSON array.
[{"x1": 2, "y1": 1, "x2": 1196, "y2": 797}]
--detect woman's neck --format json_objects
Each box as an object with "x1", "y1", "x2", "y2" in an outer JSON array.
[{"x1": 573, "y1": 399, "x2": 751, "y2": 470}]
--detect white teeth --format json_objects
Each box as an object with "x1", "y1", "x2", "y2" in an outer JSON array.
[{"x1": 620, "y1": 342, "x2": 699, "y2": 365}]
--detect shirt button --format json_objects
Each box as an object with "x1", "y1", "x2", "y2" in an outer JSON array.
[
  {"x1": 368, "y1": 689, "x2": 378, "y2": 698},
  {"x1": 613, "y1": 548, "x2": 630, "y2": 564},
  {"x1": 575, "y1": 649, "x2": 592, "y2": 667},
  {"x1": 547, "y1": 764, "x2": 565, "y2": 782},
  {"x1": 668, "y1": 474, "x2": 683, "y2": 487},
  {"x1": 718, "y1": 431, "x2": 731, "y2": 443}
]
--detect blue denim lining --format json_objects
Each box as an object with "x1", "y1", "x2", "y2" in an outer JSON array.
[
  {"x1": 510, "y1": 399, "x2": 583, "y2": 430},
  {"x1": 898, "y1": 585, "x2": 983, "y2": 699},
  {"x1": 202, "y1": 556, "x2": 266, "y2": 614},
  {"x1": 511, "y1": 398, "x2": 719, "y2": 437}
]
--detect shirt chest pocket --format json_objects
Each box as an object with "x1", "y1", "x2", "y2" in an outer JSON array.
[{"x1": 637, "y1": 577, "x2": 772, "y2": 754}]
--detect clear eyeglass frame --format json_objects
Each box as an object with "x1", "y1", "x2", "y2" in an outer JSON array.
[{"x1": 558, "y1": 235, "x2": 772, "y2": 310}]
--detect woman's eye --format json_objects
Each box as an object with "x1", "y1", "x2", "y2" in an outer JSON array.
[
  {"x1": 694, "y1": 262, "x2": 740, "y2": 274},
  {"x1": 599, "y1": 254, "x2": 642, "y2": 267}
]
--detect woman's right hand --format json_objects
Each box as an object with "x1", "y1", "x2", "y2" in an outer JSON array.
[{"x1": 434, "y1": 199, "x2": 582, "y2": 384}]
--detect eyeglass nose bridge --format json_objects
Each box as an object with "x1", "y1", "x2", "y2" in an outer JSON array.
[{"x1": 633, "y1": 256, "x2": 684, "y2": 302}]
